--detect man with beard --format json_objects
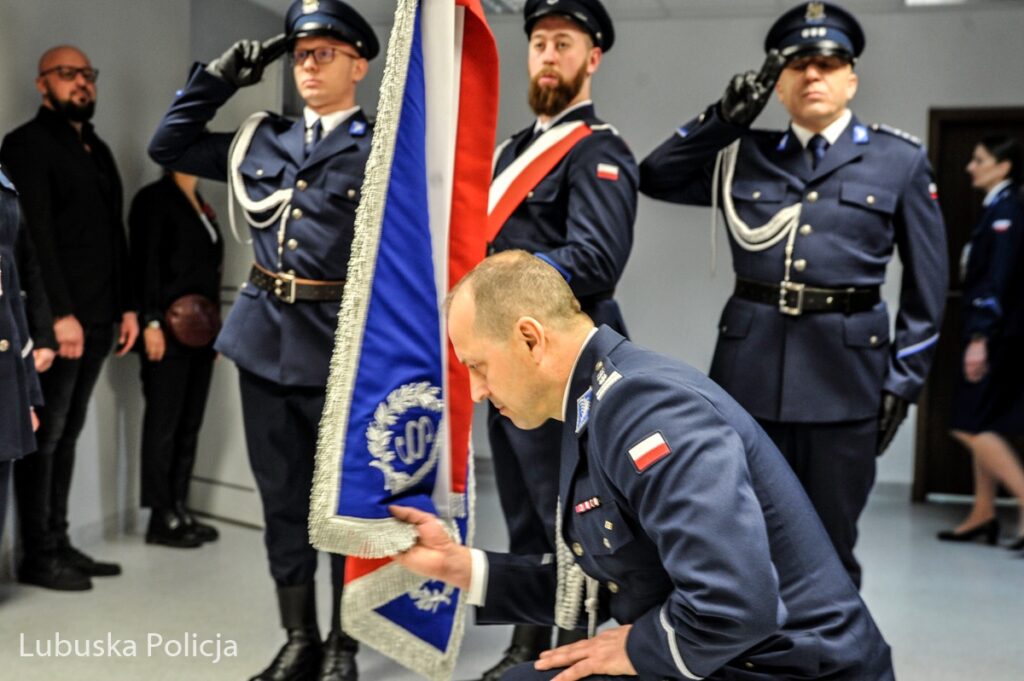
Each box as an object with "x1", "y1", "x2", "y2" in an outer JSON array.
[
  {"x1": 639, "y1": 2, "x2": 947, "y2": 587},
  {"x1": 1, "y1": 45, "x2": 137, "y2": 592},
  {"x1": 477, "y1": 1, "x2": 637, "y2": 678}
]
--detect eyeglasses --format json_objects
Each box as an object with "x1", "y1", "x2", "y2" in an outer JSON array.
[
  {"x1": 39, "y1": 66, "x2": 99, "y2": 83},
  {"x1": 290, "y1": 47, "x2": 360, "y2": 66}
]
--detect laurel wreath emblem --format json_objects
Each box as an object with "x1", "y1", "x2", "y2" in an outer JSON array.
[{"x1": 367, "y1": 382, "x2": 444, "y2": 494}]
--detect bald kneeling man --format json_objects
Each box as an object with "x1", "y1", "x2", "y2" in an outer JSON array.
[{"x1": 390, "y1": 250, "x2": 895, "y2": 681}]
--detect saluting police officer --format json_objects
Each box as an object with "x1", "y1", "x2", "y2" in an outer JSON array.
[
  {"x1": 481, "y1": 0, "x2": 637, "y2": 676},
  {"x1": 640, "y1": 2, "x2": 948, "y2": 587},
  {"x1": 149, "y1": 2, "x2": 378, "y2": 679}
]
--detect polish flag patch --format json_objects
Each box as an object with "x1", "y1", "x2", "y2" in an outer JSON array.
[
  {"x1": 596, "y1": 163, "x2": 620, "y2": 181},
  {"x1": 928, "y1": 182, "x2": 939, "y2": 200},
  {"x1": 993, "y1": 219, "x2": 1012, "y2": 233},
  {"x1": 628, "y1": 432, "x2": 671, "y2": 473}
]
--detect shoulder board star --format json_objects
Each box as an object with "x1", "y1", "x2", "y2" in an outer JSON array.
[{"x1": 871, "y1": 123, "x2": 922, "y2": 147}]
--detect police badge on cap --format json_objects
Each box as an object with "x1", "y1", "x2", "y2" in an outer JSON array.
[
  {"x1": 523, "y1": 0, "x2": 616, "y2": 52},
  {"x1": 284, "y1": 0, "x2": 380, "y2": 60},
  {"x1": 764, "y1": 1, "x2": 865, "y2": 62}
]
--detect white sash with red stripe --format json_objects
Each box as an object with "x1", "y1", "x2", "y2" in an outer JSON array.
[{"x1": 486, "y1": 120, "x2": 592, "y2": 240}]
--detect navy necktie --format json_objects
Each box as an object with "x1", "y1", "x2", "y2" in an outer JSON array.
[
  {"x1": 304, "y1": 119, "x2": 322, "y2": 158},
  {"x1": 808, "y1": 134, "x2": 829, "y2": 170}
]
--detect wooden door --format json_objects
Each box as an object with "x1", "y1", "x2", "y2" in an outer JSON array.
[{"x1": 913, "y1": 108, "x2": 1024, "y2": 501}]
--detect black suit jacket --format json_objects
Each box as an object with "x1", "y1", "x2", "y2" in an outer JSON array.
[
  {"x1": 1, "y1": 106, "x2": 131, "y2": 325},
  {"x1": 129, "y1": 176, "x2": 223, "y2": 355}
]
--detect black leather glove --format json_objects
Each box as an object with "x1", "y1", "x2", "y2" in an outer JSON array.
[
  {"x1": 206, "y1": 39, "x2": 269, "y2": 88},
  {"x1": 877, "y1": 391, "x2": 910, "y2": 456},
  {"x1": 719, "y1": 49, "x2": 786, "y2": 127}
]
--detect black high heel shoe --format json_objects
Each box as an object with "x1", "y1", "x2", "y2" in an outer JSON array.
[{"x1": 936, "y1": 518, "x2": 1000, "y2": 545}]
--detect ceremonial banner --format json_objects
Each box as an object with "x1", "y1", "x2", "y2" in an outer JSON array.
[{"x1": 309, "y1": 0, "x2": 497, "y2": 679}]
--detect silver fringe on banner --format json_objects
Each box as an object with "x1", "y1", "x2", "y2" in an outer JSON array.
[{"x1": 309, "y1": 0, "x2": 421, "y2": 558}]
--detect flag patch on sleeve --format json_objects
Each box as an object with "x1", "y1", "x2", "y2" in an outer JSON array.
[
  {"x1": 596, "y1": 163, "x2": 620, "y2": 181},
  {"x1": 628, "y1": 432, "x2": 671, "y2": 472},
  {"x1": 993, "y1": 219, "x2": 1012, "y2": 232},
  {"x1": 928, "y1": 182, "x2": 939, "y2": 200}
]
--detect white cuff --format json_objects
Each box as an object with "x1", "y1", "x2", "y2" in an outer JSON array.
[{"x1": 467, "y1": 548, "x2": 489, "y2": 606}]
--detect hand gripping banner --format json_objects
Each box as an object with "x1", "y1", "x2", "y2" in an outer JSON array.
[{"x1": 309, "y1": 1, "x2": 497, "y2": 679}]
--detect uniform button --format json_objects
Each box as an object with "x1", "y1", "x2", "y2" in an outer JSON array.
[
  {"x1": 347, "y1": 188, "x2": 357, "y2": 199},
  {"x1": 572, "y1": 542, "x2": 584, "y2": 557},
  {"x1": 240, "y1": 281, "x2": 248, "y2": 289},
  {"x1": 698, "y1": 113, "x2": 706, "y2": 123},
  {"x1": 255, "y1": 168, "x2": 264, "y2": 177},
  {"x1": 0, "y1": 339, "x2": 9, "y2": 352},
  {"x1": 296, "y1": 179, "x2": 308, "y2": 191},
  {"x1": 607, "y1": 581, "x2": 620, "y2": 594},
  {"x1": 720, "y1": 324, "x2": 728, "y2": 333},
  {"x1": 602, "y1": 538, "x2": 612, "y2": 549},
  {"x1": 604, "y1": 520, "x2": 614, "y2": 531},
  {"x1": 752, "y1": 190, "x2": 762, "y2": 199},
  {"x1": 291, "y1": 208, "x2": 303, "y2": 220},
  {"x1": 527, "y1": 191, "x2": 535, "y2": 199},
  {"x1": 287, "y1": 269, "x2": 296, "y2": 276},
  {"x1": 595, "y1": 361, "x2": 604, "y2": 372},
  {"x1": 826, "y1": 296, "x2": 834, "y2": 304},
  {"x1": 866, "y1": 194, "x2": 876, "y2": 205},
  {"x1": 745, "y1": 661, "x2": 755, "y2": 669},
  {"x1": 793, "y1": 259, "x2": 807, "y2": 272},
  {"x1": 799, "y1": 224, "x2": 813, "y2": 235},
  {"x1": 287, "y1": 238, "x2": 299, "y2": 251},
  {"x1": 870, "y1": 335, "x2": 879, "y2": 346},
  {"x1": 806, "y1": 191, "x2": 819, "y2": 203}
]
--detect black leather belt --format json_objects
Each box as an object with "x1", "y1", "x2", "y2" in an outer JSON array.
[
  {"x1": 734, "y1": 277, "x2": 880, "y2": 316},
  {"x1": 249, "y1": 263, "x2": 345, "y2": 304}
]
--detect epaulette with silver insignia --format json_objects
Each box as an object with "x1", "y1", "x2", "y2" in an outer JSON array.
[
  {"x1": 590, "y1": 123, "x2": 621, "y2": 137},
  {"x1": 871, "y1": 123, "x2": 922, "y2": 147}
]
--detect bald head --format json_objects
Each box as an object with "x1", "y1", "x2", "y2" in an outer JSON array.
[{"x1": 38, "y1": 45, "x2": 90, "y2": 74}]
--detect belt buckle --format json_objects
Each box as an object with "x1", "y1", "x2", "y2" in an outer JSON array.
[
  {"x1": 779, "y1": 280, "x2": 805, "y2": 316},
  {"x1": 274, "y1": 271, "x2": 297, "y2": 304}
]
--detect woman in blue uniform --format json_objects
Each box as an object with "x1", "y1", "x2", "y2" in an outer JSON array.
[
  {"x1": 0, "y1": 165, "x2": 43, "y2": 544},
  {"x1": 939, "y1": 136, "x2": 1024, "y2": 551}
]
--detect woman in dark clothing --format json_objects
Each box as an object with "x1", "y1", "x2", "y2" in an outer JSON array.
[
  {"x1": 130, "y1": 170, "x2": 223, "y2": 548},
  {"x1": 939, "y1": 137, "x2": 1024, "y2": 551}
]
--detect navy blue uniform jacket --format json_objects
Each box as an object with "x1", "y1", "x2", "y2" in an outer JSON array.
[
  {"x1": 149, "y1": 66, "x2": 371, "y2": 387},
  {"x1": 491, "y1": 104, "x2": 637, "y2": 332},
  {"x1": 480, "y1": 327, "x2": 894, "y2": 680},
  {"x1": 0, "y1": 166, "x2": 43, "y2": 461},
  {"x1": 640, "y1": 106, "x2": 948, "y2": 422},
  {"x1": 960, "y1": 185, "x2": 1024, "y2": 340}
]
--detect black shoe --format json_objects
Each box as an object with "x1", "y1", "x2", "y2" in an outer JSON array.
[
  {"x1": 249, "y1": 628, "x2": 323, "y2": 681},
  {"x1": 936, "y1": 518, "x2": 1000, "y2": 545},
  {"x1": 18, "y1": 553, "x2": 92, "y2": 591},
  {"x1": 471, "y1": 624, "x2": 550, "y2": 681},
  {"x1": 175, "y1": 502, "x2": 219, "y2": 542},
  {"x1": 318, "y1": 630, "x2": 358, "y2": 681},
  {"x1": 146, "y1": 509, "x2": 203, "y2": 548},
  {"x1": 1005, "y1": 535, "x2": 1024, "y2": 551},
  {"x1": 59, "y1": 543, "x2": 122, "y2": 577}
]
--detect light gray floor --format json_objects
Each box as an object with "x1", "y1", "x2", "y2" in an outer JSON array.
[{"x1": 0, "y1": 478, "x2": 1021, "y2": 680}]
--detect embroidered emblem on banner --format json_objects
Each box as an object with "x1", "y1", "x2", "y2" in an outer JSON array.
[
  {"x1": 574, "y1": 497, "x2": 602, "y2": 514},
  {"x1": 576, "y1": 387, "x2": 593, "y2": 434},
  {"x1": 993, "y1": 219, "x2": 1012, "y2": 232},
  {"x1": 366, "y1": 382, "x2": 444, "y2": 493},
  {"x1": 596, "y1": 163, "x2": 619, "y2": 181},
  {"x1": 408, "y1": 582, "x2": 456, "y2": 613},
  {"x1": 302, "y1": 0, "x2": 319, "y2": 14},
  {"x1": 628, "y1": 432, "x2": 671, "y2": 473}
]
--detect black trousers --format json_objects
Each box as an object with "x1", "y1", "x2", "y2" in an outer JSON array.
[
  {"x1": 14, "y1": 323, "x2": 113, "y2": 554},
  {"x1": 487, "y1": 404, "x2": 561, "y2": 556},
  {"x1": 757, "y1": 418, "x2": 878, "y2": 588},
  {"x1": 238, "y1": 368, "x2": 344, "y2": 589},
  {"x1": 0, "y1": 460, "x2": 11, "y2": 545},
  {"x1": 139, "y1": 350, "x2": 215, "y2": 509}
]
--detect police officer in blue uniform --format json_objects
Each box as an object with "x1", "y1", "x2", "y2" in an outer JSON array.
[
  {"x1": 639, "y1": 2, "x2": 948, "y2": 587},
  {"x1": 148, "y1": 1, "x2": 378, "y2": 679},
  {"x1": 391, "y1": 250, "x2": 896, "y2": 681},
  {"x1": 482, "y1": 1, "x2": 637, "y2": 675},
  {"x1": 0, "y1": 165, "x2": 43, "y2": 547}
]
